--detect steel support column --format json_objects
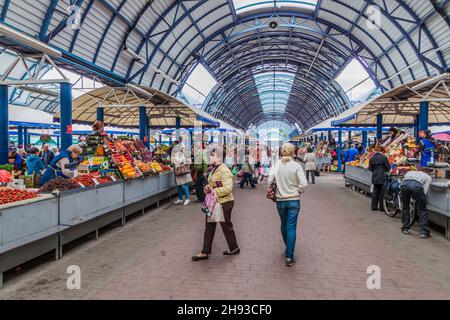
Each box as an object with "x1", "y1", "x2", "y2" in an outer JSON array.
[
  {"x1": 18, "y1": 126, "x2": 23, "y2": 148},
  {"x1": 376, "y1": 114, "x2": 383, "y2": 141},
  {"x1": 0, "y1": 85, "x2": 8, "y2": 164},
  {"x1": 97, "y1": 107, "x2": 104, "y2": 122},
  {"x1": 175, "y1": 116, "x2": 181, "y2": 141},
  {"x1": 414, "y1": 114, "x2": 420, "y2": 144},
  {"x1": 23, "y1": 127, "x2": 28, "y2": 148},
  {"x1": 139, "y1": 107, "x2": 149, "y2": 148},
  {"x1": 362, "y1": 131, "x2": 368, "y2": 151},
  {"x1": 419, "y1": 102, "x2": 429, "y2": 134},
  {"x1": 60, "y1": 82, "x2": 73, "y2": 150},
  {"x1": 338, "y1": 130, "x2": 342, "y2": 173},
  {"x1": 320, "y1": 133, "x2": 324, "y2": 141},
  {"x1": 328, "y1": 130, "x2": 332, "y2": 142}
]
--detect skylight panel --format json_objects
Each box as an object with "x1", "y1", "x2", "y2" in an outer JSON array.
[
  {"x1": 335, "y1": 58, "x2": 376, "y2": 103},
  {"x1": 233, "y1": 0, "x2": 319, "y2": 15}
]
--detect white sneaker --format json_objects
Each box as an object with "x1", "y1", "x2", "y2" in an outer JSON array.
[
  {"x1": 183, "y1": 199, "x2": 190, "y2": 206},
  {"x1": 174, "y1": 199, "x2": 182, "y2": 204}
]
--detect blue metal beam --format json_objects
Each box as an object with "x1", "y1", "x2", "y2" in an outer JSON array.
[
  {"x1": 0, "y1": 85, "x2": 9, "y2": 164},
  {"x1": 1, "y1": 0, "x2": 10, "y2": 22}
]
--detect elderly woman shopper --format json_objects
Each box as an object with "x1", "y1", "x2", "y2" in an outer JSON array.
[
  {"x1": 304, "y1": 147, "x2": 318, "y2": 184},
  {"x1": 268, "y1": 143, "x2": 308, "y2": 267},
  {"x1": 172, "y1": 141, "x2": 193, "y2": 206},
  {"x1": 39, "y1": 144, "x2": 83, "y2": 186},
  {"x1": 192, "y1": 147, "x2": 239, "y2": 261}
]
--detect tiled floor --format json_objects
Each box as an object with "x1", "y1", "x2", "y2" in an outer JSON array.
[{"x1": 1, "y1": 173, "x2": 450, "y2": 300}]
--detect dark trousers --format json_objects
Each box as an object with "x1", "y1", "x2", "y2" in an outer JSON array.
[
  {"x1": 195, "y1": 168, "x2": 206, "y2": 202},
  {"x1": 240, "y1": 173, "x2": 255, "y2": 188},
  {"x1": 401, "y1": 180, "x2": 430, "y2": 235},
  {"x1": 202, "y1": 201, "x2": 239, "y2": 254},
  {"x1": 306, "y1": 170, "x2": 315, "y2": 184},
  {"x1": 371, "y1": 184, "x2": 384, "y2": 210}
]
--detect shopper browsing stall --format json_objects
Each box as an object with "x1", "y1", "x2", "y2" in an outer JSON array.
[
  {"x1": 39, "y1": 145, "x2": 83, "y2": 187},
  {"x1": 172, "y1": 140, "x2": 192, "y2": 206},
  {"x1": 368, "y1": 144, "x2": 391, "y2": 211},
  {"x1": 400, "y1": 169, "x2": 432, "y2": 238},
  {"x1": 26, "y1": 147, "x2": 45, "y2": 175}
]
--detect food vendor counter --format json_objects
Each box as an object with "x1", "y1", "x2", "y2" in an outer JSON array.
[
  {"x1": 344, "y1": 165, "x2": 372, "y2": 193},
  {"x1": 0, "y1": 171, "x2": 177, "y2": 288},
  {"x1": 317, "y1": 157, "x2": 332, "y2": 171},
  {"x1": 345, "y1": 167, "x2": 450, "y2": 240},
  {"x1": 0, "y1": 194, "x2": 64, "y2": 288}
]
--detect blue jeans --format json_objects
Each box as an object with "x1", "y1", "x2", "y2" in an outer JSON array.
[
  {"x1": 276, "y1": 200, "x2": 300, "y2": 259},
  {"x1": 177, "y1": 184, "x2": 190, "y2": 200}
]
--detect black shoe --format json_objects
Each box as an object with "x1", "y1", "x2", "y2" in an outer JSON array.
[
  {"x1": 191, "y1": 254, "x2": 209, "y2": 261},
  {"x1": 286, "y1": 258, "x2": 296, "y2": 267},
  {"x1": 402, "y1": 229, "x2": 410, "y2": 235},
  {"x1": 371, "y1": 208, "x2": 378, "y2": 211},
  {"x1": 420, "y1": 233, "x2": 431, "y2": 239},
  {"x1": 223, "y1": 248, "x2": 240, "y2": 255}
]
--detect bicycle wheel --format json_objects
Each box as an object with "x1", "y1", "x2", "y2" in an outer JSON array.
[
  {"x1": 407, "y1": 201, "x2": 418, "y2": 228},
  {"x1": 383, "y1": 193, "x2": 400, "y2": 217}
]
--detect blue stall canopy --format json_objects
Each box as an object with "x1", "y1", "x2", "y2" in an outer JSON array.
[{"x1": 9, "y1": 121, "x2": 60, "y2": 129}]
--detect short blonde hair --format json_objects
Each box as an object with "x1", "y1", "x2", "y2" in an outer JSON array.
[
  {"x1": 68, "y1": 144, "x2": 83, "y2": 155},
  {"x1": 280, "y1": 143, "x2": 295, "y2": 160}
]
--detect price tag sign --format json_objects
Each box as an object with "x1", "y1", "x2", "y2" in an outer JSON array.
[
  {"x1": 110, "y1": 176, "x2": 117, "y2": 182},
  {"x1": 92, "y1": 178, "x2": 100, "y2": 185},
  {"x1": 78, "y1": 182, "x2": 85, "y2": 188}
]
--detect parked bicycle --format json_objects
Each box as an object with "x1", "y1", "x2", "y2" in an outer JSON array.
[{"x1": 382, "y1": 173, "x2": 418, "y2": 228}]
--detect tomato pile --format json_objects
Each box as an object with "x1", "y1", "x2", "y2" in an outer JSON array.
[
  {"x1": 0, "y1": 170, "x2": 12, "y2": 184},
  {"x1": 96, "y1": 176, "x2": 113, "y2": 184},
  {"x1": 72, "y1": 175, "x2": 96, "y2": 187},
  {"x1": 0, "y1": 188, "x2": 38, "y2": 205}
]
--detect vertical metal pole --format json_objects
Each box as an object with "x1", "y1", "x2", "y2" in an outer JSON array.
[
  {"x1": 23, "y1": 127, "x2": 28, "y2": 148},
  {"x1": 57, "y1": 136, "x2": 60, "y2": 148},
  {"x1": 414, "y1": 114, "x2": 419, "y2": 144},
  {"x1": 0, "y1": 85, "x2": 8, "y2": 164},
  {"x1": 376, "y1": 114, "x2": 383, "y2": 141},
  {"x1": 175, "y1": 116, "x2": 181, "y2": 141},
  {"x1": 97, "y1": 107, "x2": 104, "y2": 122},
  {"x1": 338, "y1": 130, "x2": 342, "y2": 173},
  {"x1": 328, "y1": 130, "x2": 332, "y2": 142},
  {"x1": 362, "y1": 130, "x2": 368, "y2": 151},
  {"x1": 60, "y1": 82, "x2": 73, "y2": 150},
  {"x1": 419, "y1": 101, "x2": 429, "y2": 133},
  {"x1": 18, "y1": 126, "x2": 23, "y2": 148},
  {"x1": 139, "y1": 107, "x2": 149, "y2": 148},
  {"x1": 348, "y1": 130, "x2": 352, "y2": 141},
  {"x1": 320, "y1": 133, "x2": 324, "y2": 141},
  {"x1": 159, "y1": 134, "x2": 162, "y2": 145}
]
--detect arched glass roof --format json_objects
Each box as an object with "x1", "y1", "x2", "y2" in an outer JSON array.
[{"x1": 0, "y1": 0, "x2": 448, "y2": 130}]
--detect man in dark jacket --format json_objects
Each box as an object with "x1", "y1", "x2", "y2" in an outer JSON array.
[
  {"x1": 40, "y1": 145, "x2": 54, "y2": 167},
  {"x1": 368, "y1": 144, "x2": 391, "y2": 211}
]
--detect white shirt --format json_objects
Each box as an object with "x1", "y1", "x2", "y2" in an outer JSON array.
[
  {"x1": 404, "y1": 171, "x2": 432, "y2": 194},
  {"x1": 268, "y1": 158, "x2": 308, "y2": 201}
]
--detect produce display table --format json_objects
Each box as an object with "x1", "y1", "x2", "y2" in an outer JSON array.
[
  {"x1": 427, "y1": 180, "x2": 450, "y2": 239},
  {"x1": 59, "y1": 181, "x2": 125, "y2": 255},
  {"x1": 317, "y1": 157, "x2": 332, "y2": 170},
  {"x1": 344, "y1": 165, "x2": 372, "y2": 193},
  {"x1": 345, "y1": 167, "x2": 450, "y2": 239},
  {"x1": 0, "y1": 194, "x2": 63, "y2": 288},
  {"x1": 0, "y1": 172, "x2": 178, "y2": 287}
]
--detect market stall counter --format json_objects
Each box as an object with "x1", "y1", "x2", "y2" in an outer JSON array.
[
  {"x1": 58, "y1": 180, "x2": 125, "y2": 256},
  {"x1": 0, "y1": 193, "x2": 64, "y2": 288}
]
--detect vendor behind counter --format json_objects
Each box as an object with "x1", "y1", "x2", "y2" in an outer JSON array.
[{"x1": 39, "y1": 144, "x2": 83, "y2": 187}]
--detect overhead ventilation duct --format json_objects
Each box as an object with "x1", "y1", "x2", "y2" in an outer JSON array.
[{"x1": 0, "y1": 23, "x2": 62, "y2": 58}]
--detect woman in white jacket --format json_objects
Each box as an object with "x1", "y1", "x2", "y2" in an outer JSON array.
[
  {"x1": 268, "y1": 143, "x2": 308, "y2": 267},
  {"x1": 304, "y1": 147, "x2": 318, "y2": 184}
]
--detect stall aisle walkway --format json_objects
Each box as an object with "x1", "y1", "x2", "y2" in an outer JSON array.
[{"x1": 1, "y1": 173, "x2": 450, "y2": 300}]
